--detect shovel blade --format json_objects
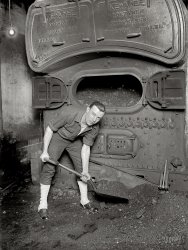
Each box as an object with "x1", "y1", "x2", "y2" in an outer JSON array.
[{"x1": 88, "y1": 179, "x2": 130, "y2": 201}]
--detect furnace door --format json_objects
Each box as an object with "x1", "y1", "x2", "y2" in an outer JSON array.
[{"x1": 146, "y1": 71, "x2": 185, "y2": 110}]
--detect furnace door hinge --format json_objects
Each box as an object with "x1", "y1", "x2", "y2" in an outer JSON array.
[
  {"x1": 34, "y1": 0, "x2": 51, "y2": 23},
  {"x1": 142, "y1": 77, "x2": 148, "y2": 107}
]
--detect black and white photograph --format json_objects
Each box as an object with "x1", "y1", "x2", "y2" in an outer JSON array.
[{"x1": 1, "y1": 0, "x2": 188, "y2": 249}]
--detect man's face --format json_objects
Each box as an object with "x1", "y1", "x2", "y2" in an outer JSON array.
[{"x1": 85, "y1": 105, "x2": 105, "y2": 126}]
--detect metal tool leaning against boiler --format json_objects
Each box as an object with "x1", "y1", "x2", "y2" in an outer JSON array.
[{"x1": 38, "y1": 101, "x2": 105, "y2": 219}]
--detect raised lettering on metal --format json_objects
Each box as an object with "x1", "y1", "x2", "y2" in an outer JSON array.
[
  {"x1": 107, "y1": 135, "x2": 135, "y2": 156},
  {"x1": 25, "y1": 0, "x2": 186, "y2": 71}
]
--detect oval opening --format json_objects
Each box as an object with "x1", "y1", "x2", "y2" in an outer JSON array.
[{"x1": 76, "y1": 75, "x2": 143, "y2": 107}]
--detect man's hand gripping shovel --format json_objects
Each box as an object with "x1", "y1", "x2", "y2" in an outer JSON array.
[{"x1": 47, "y1": 158, "x2": 90, "y2": 183}]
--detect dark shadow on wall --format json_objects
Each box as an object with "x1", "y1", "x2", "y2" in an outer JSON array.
[
  {"x1": 0, "y1": 132, "x2": 30, "y2": 189},
  {"x1": 1, "y1": 0, "x2": 34, "y2": 12}
]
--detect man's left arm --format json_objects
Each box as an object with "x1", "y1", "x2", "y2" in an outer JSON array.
[
  {"x1": 81, "y1": 144, "x2": 91, "y2": 180},
  {"x1": 81, "y1": 124, "x2": 99, "y2": 181}
]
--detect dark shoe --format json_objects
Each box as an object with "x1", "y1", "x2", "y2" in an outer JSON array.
[
  {"x1": 38, "y1": 209, "x2": 48, "y2": 220},
  {"x1": 82, "y1": 202, "x2": 98, "y2": 214}
]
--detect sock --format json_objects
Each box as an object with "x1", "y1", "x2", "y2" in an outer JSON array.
[
  {"x1": 38, "y1": 184, "x2": 50, "y2": 211},
  {"x1": 77, "y1": 180, "x2": 90, "y2": 206}
]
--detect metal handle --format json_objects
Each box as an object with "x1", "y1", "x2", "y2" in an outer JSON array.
[
  {"x1": 47, "y1": 158, "x2": 83, "y2": 178},
  {"x1": 52, "y1": 41, "x2": 65, "y2": 47},
  {"x1": 126, "y1": 32, "x2": 142, "y2": 39},
  {"x1": 47, "y1": 158, "x2": 97, "y2": 190}
]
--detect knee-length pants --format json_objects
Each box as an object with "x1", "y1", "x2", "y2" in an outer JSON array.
[{"x1": 40, "y1": 133, "x2": 82, "y2": 185}]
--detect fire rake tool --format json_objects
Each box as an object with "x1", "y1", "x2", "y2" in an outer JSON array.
[{"x1": 158, "y1": 160, "x2": 169, "y2": 191}]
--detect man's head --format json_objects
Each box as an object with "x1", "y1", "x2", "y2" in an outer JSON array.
[{"x1": 85, "y1": 101, "x2": 105, "y2": 126}]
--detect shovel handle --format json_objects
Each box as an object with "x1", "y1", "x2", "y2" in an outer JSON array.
[
  {"x1": 47, "y1": 158, "x2": 83, "y2": 178},
  {"x1": 47, "y1": 158, "x2": 97, "y2": 190}
]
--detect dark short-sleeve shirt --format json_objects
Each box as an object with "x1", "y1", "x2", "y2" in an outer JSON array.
[{"x1": 49, "y1": 105, "x2": 99, "y2": 146}]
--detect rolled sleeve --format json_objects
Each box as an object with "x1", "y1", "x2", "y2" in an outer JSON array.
[{"x1": 83, "y1": 125, "x2": 99, "y2": 146}]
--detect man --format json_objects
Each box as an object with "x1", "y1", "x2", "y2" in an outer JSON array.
[{"x1": 38, "y1": 101, "x2": 105, "y2": 219}]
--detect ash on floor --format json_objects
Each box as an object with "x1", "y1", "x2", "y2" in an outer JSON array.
[{"x1": 1, "y1": 182, "x2": 188, "y2": 250}]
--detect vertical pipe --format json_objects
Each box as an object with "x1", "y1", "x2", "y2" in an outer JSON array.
[
  {"x1": 184, "y1": 2, "x2": 188, "y2": 161},
  {"x1": 0, "y1": 42, "x2": 3, "y2": 136},
  {"x1": 0, "y1": 8, "x2": 4, "y2": 137},
  {"x1": 185, "y1": 55, "x2": 188, "y2": 160}
]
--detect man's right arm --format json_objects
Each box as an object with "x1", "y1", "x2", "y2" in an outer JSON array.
[{"x1": 40, "y1": 126, "x2": 53, "y2": 162}]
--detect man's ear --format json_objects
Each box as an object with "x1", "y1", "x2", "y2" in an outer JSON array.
[{"x1": 86, "y1": 107, "x2": 90, "y2": 112}]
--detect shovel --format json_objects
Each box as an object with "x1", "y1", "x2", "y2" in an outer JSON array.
[{"x1": 47, "y1": 159, "x2": 129, "y2": 201}]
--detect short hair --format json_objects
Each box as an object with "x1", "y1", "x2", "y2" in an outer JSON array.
[{"x1": 89, "y1": 101, "x2": 105, "y2": 113}]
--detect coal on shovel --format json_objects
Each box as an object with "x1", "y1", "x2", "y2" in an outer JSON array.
[{"x1": 47, "y1": 159, "x2": 129, "y2": 202}]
